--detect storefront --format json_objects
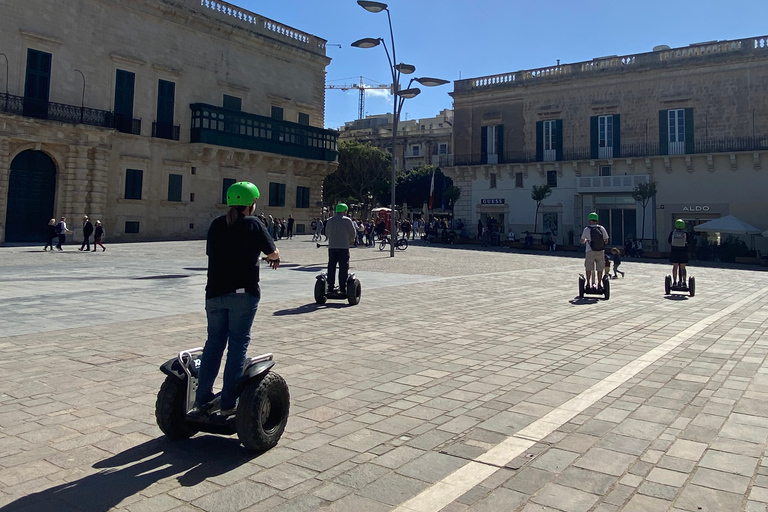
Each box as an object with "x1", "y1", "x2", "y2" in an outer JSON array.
[
  {"x1": 476, "y1": 198, "x2": 508, "y2": 235},
  {"x1": 658, "y1": 203, "x2": 728, "y2": 248}
]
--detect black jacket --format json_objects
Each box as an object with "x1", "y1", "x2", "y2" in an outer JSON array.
[{"x1": 83, "y1": 221, "x2": 94, "y2": 236}]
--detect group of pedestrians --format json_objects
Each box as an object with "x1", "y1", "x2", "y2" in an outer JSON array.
[
  {"x1": 44, "y1": 215, "x2": 105, "y2": 252},
  {"x1": 257, "y1": 214, "x2": 294, "y2": 241}
]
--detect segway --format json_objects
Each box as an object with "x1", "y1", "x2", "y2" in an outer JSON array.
[
  {"x1": 578, "y1": 274, "x2": 610, "y2": 300},
  {"x1": 665, "y1": 275, "x2": 695, "y2": 297},
  {"x1": 314, "y1": 271, "x2": 361, "y2": 305},
  {"x1": 155, "y1": 348, "x2": 290, "y2": 452}
]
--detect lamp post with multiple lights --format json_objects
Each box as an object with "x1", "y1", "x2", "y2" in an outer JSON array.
[{"x1": 352, "y1": 0, "x2": 448, "y2": 257}]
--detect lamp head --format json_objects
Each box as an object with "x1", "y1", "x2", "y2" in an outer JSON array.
[
  {"x1": 395, "y1": 63, "x2": 416, "y2": 75},
  {"x1": 357, "y1": 0, "x2": 388, "y2": 13},
  {"x1": 351, "y1": 37, "x2": 382, "y2": 49},
  {"x1": 397, "y1": 87, "x2": 421, "y2": 99},
  {"x1": 415, "y1": 77, "x2": 450, "y2": 87}
]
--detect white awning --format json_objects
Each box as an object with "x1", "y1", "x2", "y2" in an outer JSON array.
[{"x1": 693, "y1": 215, "x2": 761, "y2": 234}]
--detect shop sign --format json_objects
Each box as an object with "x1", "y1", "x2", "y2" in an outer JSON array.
[
  {"x1": 481, "y1": 198, "x2": 505, "y2": 205},
  {"x1": 682, "y1": 205, "x2": 710, "y2": 212}
]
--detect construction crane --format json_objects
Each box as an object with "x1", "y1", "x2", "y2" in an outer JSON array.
[{"x1": 326, "y1": 76, "x2": 391, "y2": 120}]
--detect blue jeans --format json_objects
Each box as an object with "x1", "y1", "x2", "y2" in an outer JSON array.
[{"x1": 196, "y1": 292, "x2": 259, "y2": 410}]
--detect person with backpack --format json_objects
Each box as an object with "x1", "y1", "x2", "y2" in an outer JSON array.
[
  {"x1": 580, "y1": 212, "x2": 609, "y2": 290},
  {"x1": 668, "y1": 218, "x2": 690, "y2": 286},
  {"x1": 54, "y1": 217, "x2": 72, "y2": 251}
]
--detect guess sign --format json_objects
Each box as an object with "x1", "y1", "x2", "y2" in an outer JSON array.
[{"x1": 481, "y1": 198, "x2": 505, "y2": 205}]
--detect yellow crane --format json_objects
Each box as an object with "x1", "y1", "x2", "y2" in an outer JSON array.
[{"x1": 326, "y1": 76, "x2": 391, "y2": 120}]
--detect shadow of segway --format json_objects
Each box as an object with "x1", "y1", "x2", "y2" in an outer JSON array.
[
  {"x1": 272, "y1": 302, "x2": 348, "y2": 316},
  {"x1": 664, "y1": 295, "x2": 689, "y2": 301},
  {"x1": 2, "y1": 436, "x2": 258, "y2": 512},
  {"x1": 569, "y1": 297, "x2": 600, "y2": 305}
]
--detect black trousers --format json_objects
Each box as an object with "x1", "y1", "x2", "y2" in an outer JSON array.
[
  {"x1": 81, "y1": 235, "x2": 91, "y2": 250},
  {"x1": 327, "y1": 248, "x2": 350, "y2": 291}
]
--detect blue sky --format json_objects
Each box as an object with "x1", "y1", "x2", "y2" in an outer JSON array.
[{"x1": 240, "y1": 0, "x2": 768, "y2": 130}]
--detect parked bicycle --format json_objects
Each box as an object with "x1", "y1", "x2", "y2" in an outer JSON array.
[{"x1": 378, "y1": 235, "x2": 408, "y2": 251}]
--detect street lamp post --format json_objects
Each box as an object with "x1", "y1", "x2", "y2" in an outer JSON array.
[
  {"x1": 352, "y1": 0, "x2": 448, "y2": 257},
  {"x1": 74, "y1": 68, "x2": 85, "y2": 123}
]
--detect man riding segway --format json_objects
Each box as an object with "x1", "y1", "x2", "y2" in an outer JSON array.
[{"x1": 324, "y1": 203, "x2": 357, "y2": 294}]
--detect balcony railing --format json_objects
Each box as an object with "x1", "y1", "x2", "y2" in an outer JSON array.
[
  {"x1": 452, "y1": 135, "x2": 768, "y2": 166},
  {"x1": 152, "y1": 121, "x2": 181, "y2": 141},
  {"x1": 0, "y1": 93, "x2": 114, "y2": 129},
  {"x1": 577, "y1": 174, "x2": 650, "y2": 193},
  {"x1": 190, "y1": 103, "x2": 338, "y2": 162},
  {"x1": 455, "y1": 35, "x2": 768, "y2": 93},
  {"x1": 115, "y1": 114, "x2": 142, "y2": 135}
]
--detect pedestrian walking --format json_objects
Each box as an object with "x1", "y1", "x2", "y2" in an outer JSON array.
[
  {"x1": 287, "y1": 215, "x2": 294, "y2": 239},
  {"x1": 80, "y1": 216, "x2": 94, "y2": 251},
  {"x1": 43, "y1": 219, "x2": 57, "y2": 251},
  {"x1": 93, "y1": 221, "x2": 106, "y2": 252},
  {"x1": 610, "y1": 247, "x2": 624, "y2": 278},
  {"x1": 55, "y1": 217, "x2": 71, "y2": 251}
]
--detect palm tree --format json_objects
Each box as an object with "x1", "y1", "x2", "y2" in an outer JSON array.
[
  {"x1": 631, "y1": 180, "x2": 657, "y2": 240},
  {"x1": 531, "y1": 184, "x2": 552, "y2": 232}
]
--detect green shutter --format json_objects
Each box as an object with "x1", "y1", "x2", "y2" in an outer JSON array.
[
  {"x1": 659, "y1": 110, "x2": 668, "y2": 155},
  {"x1": 480, "y1": 126, "x2": 488, "y2": 164},
  {"x1": 222, "y1": 178, "x2": 236, "y2": 204},
  {"x1": 496, "y1": 124, "x2": 504, "y2": 163},
  {"x1": 168, "y1": 174, "x2": 182, "y2": 202},
  {"x1": 612, "y1": 114, "x2": 621, "y2": 158},
  {"x1": 555, "y1": 119, "x2": 563, "y2": 161},
  {"x1": 684, "y1": 108, "x2": 694, "y2": 154},
  {"x1": 590, "y1": 116, "x2": 599, "y2": 159},
  {"x1": 536, "y1": 121, "x2": 544, "y2": 161}
]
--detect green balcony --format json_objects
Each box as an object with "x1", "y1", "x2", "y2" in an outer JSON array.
[{"x1": 190, "y1": 103, "x2": 338, "y2": 162}]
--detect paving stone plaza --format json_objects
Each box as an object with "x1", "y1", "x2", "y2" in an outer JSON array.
[{"x1": 2, "y1": 238, "x2": 768, "y2": 512}]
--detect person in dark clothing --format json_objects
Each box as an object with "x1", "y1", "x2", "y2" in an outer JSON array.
[
  {"x1": 92, "y1": 220, "x2": 106, "y2": 251},
  {"x1": 624, "y1": 238, "x2": 634, "y2": 258},
  {"x1": 325, "y1": 203, "x2": 357, "y2": 293},
  {"x1": 55, "y1": 217, "x2": 70, "y2": 251},
  {"x1": 80, "y1": 216, "x2": 94, "y2": 251},
  {"x1": 195, "y1": 181, "x2": 280, "y2": 417},
  {"x1": 287, "y1": 215, "x2": 295, "y2": 239},
  {"x1": 44, "y1": 219, "x2": 57, "y2": 251},
  {"x1": 477, "y1": 219, "x2": 483, "y2": 240}
]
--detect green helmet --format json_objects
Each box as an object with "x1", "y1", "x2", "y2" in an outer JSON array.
[
  {"x1": 336, "y1": 203, "x2": 348, "y2": 213},
  {"x1": 675, "y1": 219, "x2": 686, "y2": 229},
  {"x1": 588, "y1": 212, "x2": 599, "y2": 221},
  {"x1": 226, "y1": 182, "x2": 260, "y2": 207}
]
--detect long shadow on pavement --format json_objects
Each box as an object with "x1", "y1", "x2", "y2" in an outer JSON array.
[{"x1": 2, "y1": 435, "x2": 257, "y2": 512}]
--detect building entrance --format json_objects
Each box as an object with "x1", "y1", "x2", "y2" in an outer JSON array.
[
  {"x1": 596, "y1": 208, "x2": 636, "y2": 247},
  {"x1": 5, "y1": 150, "x2": 57, "y2": 242}
]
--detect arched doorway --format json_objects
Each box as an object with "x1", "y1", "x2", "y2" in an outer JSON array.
[{"x1": 5, "y1": 150, "x2": 56, "y2": 242}]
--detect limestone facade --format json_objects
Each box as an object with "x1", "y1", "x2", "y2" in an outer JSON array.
[
  {"x1": 0, "y1": 0, "x2": 338, "y2": 243},
  {"x1": 445, "y1": 36, "x2": 768, "y2": 252}
]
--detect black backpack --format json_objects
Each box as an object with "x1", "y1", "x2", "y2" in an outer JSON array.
[{"x1": 589, "y1": 226, "x2": 605, "y2": 251}]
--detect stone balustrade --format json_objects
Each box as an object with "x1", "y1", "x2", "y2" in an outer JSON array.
[
  {"x1": 195, "y1": 0, "x2": 327, "y2": 55},
  {"x1": 456, "y1": 35, "x2": 768, "y2": 93}
]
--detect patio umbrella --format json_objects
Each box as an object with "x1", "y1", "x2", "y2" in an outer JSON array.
[
  {"x1": 693, "y1": 215, "x2": 761, "y2": 234},
  {"x1": 763, "y1": 229, "x2": 768, "y2": 238}
]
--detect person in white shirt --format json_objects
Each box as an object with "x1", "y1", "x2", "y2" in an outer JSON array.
[{"x1": 580, "y1": 213, "x2": 609, "y2": 289}]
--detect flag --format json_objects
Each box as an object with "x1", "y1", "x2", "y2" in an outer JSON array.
[
  {"x1": 428, "y1": 169, "x2": 435, "y2": 210},
  {"x1": 441, "y1": 178, "x2": 447, "y2": 211}
]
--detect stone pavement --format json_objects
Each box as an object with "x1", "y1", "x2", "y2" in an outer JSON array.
[{"x1": 1, "y1": 237, "x2": 768, "y2": 512}]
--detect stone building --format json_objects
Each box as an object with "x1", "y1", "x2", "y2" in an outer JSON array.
[
  {"x1": 444, "y1": 36, "x2": 768, "y2": 252},
  {"x1": 339, "y1": 109, "x2": 453, "y2": 171},
  {"x1": 0, "y1": 0, "x2": 338, "y2": 244}
]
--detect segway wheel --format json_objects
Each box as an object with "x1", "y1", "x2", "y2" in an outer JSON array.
[
  {"x1": 347, "y1": 278, "x2": 361, "y2": 305},
  {"x1": 578, "y1": 277, "x2": 585, "y2": 298},
  {"x1": 155, "y1": 376, "x2": 198, "y2": 440},
  {"x1": 665, "y1": 275, "x2": 671, "y2": 295},
  {"x1": 689, "y1": 276, "x2": 695, "y2": 297},
  {"x1": 314, "y1": 279, "x2": 327, "y2": 304},
  {"x1": 236, "y1": 372, "x2": 290, "y2": 452},
  {"x1": 603, "y1": 276, "x2": 610, "y2": 300}
]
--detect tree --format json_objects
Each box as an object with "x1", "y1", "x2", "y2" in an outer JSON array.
[
  {"x1": 323, "y1": 141, "x2": 391, "y2": 210},
  {"x1": 631, "y1": 180, "x2": 657, "y2": 240},
  {"x1": 531, "y1": 184, "x2": 552, "y2": 232}
]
